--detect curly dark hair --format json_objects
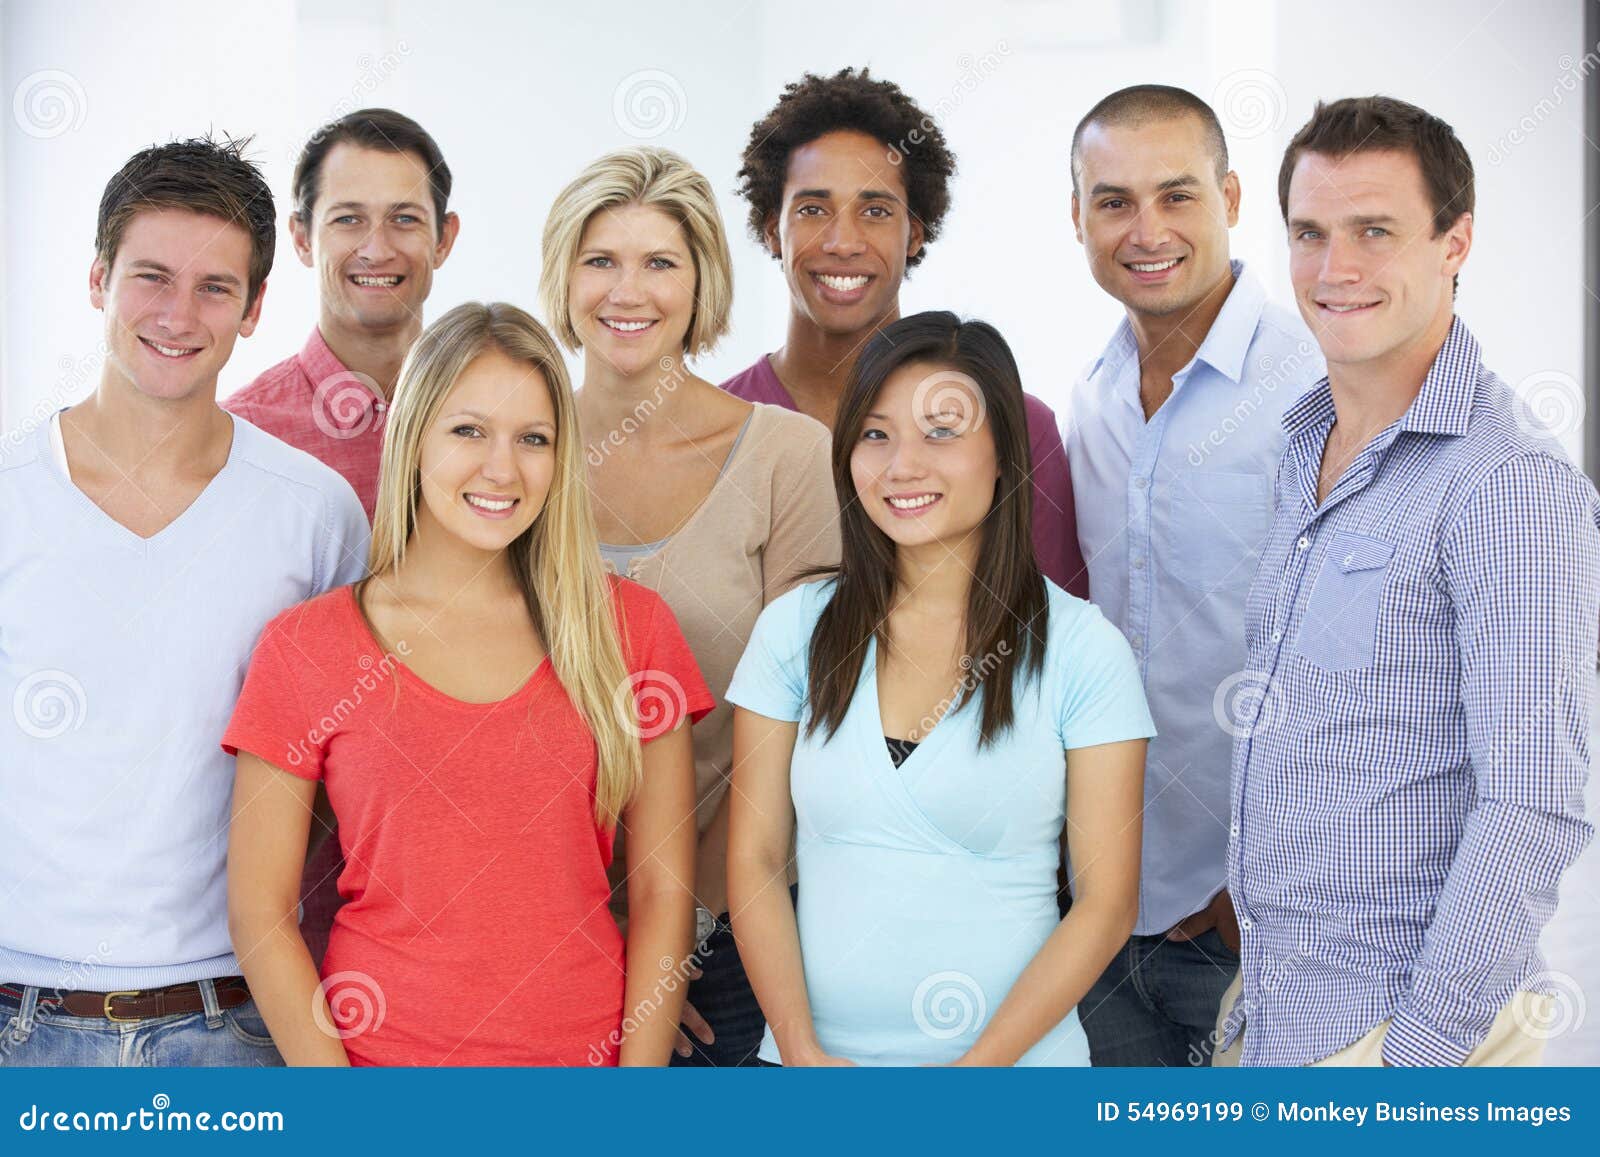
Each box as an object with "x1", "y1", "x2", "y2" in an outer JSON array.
[{"x1": 736, "y1": 68, "x2": 956, "y2": 268}]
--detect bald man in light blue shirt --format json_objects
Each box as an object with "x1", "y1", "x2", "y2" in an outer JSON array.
[{"x1": 1064, "y1": 85, "x2": 1323, "y2": 1066}]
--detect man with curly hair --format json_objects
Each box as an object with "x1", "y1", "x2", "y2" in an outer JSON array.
[{"x1": 723, "y1": 68, "x2": 1088, "y2": 597}]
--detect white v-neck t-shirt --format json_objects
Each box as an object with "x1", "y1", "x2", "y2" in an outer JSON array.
[{"x1": 0, "y1": 410, "x2": 369, "y2": 989}]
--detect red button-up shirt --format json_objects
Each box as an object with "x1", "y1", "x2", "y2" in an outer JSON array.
[{"x1": 223, "y1": 328, "x2": 388, "y2": 520}]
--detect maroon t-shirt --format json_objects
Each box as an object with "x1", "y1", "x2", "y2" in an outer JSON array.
[{"x1": 722, "y1": 355, "x2": 1089, "y2": 598}]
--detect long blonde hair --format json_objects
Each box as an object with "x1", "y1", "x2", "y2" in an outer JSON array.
[{"x1": 368, "y1": 301, "x2": 641, "y2": 825}]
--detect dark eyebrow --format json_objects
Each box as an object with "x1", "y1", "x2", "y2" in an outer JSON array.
[
  {"x1": 1289, "y1": 213, "x2": 1400, "y2": 231},
  {"x1": 791, "y1": 188, "x2": 902, "y2": 204},
  {"x1": 324, "y1": 200, "x2": 430, "y2": 217},
  {"x1": 1088, "y1": 175, "x2": 1201, "y2": 199},
  {"x1": 127, "y1": 259, "x2": 241, "y2": 287}
]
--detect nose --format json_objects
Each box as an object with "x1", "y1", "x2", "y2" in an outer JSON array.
[
  {"x1": 605, "y1": 265, "x2": 648, "y2": 308},
  {"x1": 355, "y1": 224, "x2": 398, "y2": 266},
  {"x1": 821, "y1": 211, "x2": 866, "y2": 259},
  {"x1": 884, "y1": 436, "x2": 929, "y2": 483},
  {"x1": 479, "y1": 435, "x2": 518, "y2": 486},
  {"x1": 1319, "y1": 233, "x2": 1363, "y2": 286},
  {"x1": 153, "y1": 282, "x2": 200, "y2": 336},
  {"x1": 1127, "y1": 205, "x2": 1173, "y2": 252}
]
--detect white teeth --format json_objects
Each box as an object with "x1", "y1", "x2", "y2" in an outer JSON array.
[
  {"x1": 1323, "y1": 302, "x2": 1375, "y2": 313},
  {"x1": 1129, "y1": 258, "x2": 1180, "y2": 272},
  {"x1": 465, "y1": 494, "x2": 515, "y2": 512},
  {"x1": 603, "y1": 319, "x2": 653, "y2": 332},
  {"x1": 146, "y1": 339, "x2": 196, "y2": 357},
  {"x1": 353, "y1": 275, "x2": 400, "y2": 287},
  {"x1": 817, "y1": 274, "x2": 869, "y2": 291},
  {"x1": 888, "y1": 494, "x2": 939, "y2": 510}
]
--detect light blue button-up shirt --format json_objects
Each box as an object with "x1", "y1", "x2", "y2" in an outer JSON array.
[{"x1": 1065, "y1": 260, "x2": 1323, "y2": 935}]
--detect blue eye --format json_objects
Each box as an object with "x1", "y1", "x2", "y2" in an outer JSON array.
[
  {"x1": 451, "y1": 424, "x2": 481, "y2": 438},
  {"x1": 522, "y1": 432, "x2": 550, "y2": 446}
]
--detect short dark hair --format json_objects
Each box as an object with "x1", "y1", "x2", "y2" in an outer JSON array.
[
  {"x1": 293, "y1": 108, "x2": 452, "y2": 237},
  {"x1": 95, "y1": 135, "x2": 275, "y2": 311},
  {"x1": 1278, "y1": 95, "x2": 1474, "y2": 231},
  {"x1": 1278, "y1": 96, "x2": 1473, "y2": 294},
  {"x1": 736, "y1": 68, "x2": 955, "y2": 268},
  {"x1": 1071, "y1": 85, "x2": 1229, "y2": 196}
]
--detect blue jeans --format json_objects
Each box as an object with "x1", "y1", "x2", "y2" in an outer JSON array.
[
  {"x1": 1078, "y1": 930, "x2": 1239, "y2": 1067},
  {"x1": 0, "y1": 981, "x2": 284, "y2": 1067}
]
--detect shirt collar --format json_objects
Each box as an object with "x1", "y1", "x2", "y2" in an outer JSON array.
[
  {"x1": 1282, "y1": 315, "x2": 1479, "y2": 440},
  {"x1": 296, "y1": 327, "x2": 386, "y2": 414},
  {"x1": 1187, "y1": 259, "x2": 1264, "y2": 384},
  {"x1": 1399, "y1": 316, "x2": 1479, "y2": 437}
]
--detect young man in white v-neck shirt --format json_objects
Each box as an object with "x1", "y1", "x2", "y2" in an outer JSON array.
[{"x1": 0, "y1": 136, "x2": 368, "y2": 1067}]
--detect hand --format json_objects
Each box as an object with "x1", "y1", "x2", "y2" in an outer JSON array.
[
  {"x1": 781, "y1": 1037, "x2": 857, "y2": 1066},
  {"x1": 672, "y1": 964, "x2": 714, "y2": 1059},
  {"x1": 1166, "y1": 889, "x2": 1241, "y2": 954}
]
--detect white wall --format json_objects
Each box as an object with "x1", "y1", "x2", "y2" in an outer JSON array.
[{"x1": 2, "y1": 0, "x2": 1595, "y2": 1060}]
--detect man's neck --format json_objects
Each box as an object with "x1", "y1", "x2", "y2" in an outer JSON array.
[
  {"x1": 318, "y1": 313, "x2": 421, "y2": 400},
  {"x1": 1325, "y1": 307, "x2": 1454, "y2": 440},
  {"x1": 68, "y1": 373, "x2": 230, "y2": 479},
  {"x1": 1128, "y1": 264, "x2": 1236, "y2": 388},
  {"x1": 770, "y1": 304, "x2": 900, "y2": 425}
]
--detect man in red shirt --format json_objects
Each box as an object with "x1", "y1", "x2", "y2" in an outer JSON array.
[
  {"x1": 224, "y1": 108, "x2": 460, "y2": 518},
  {"x1": 224, "y1": 109, "x2": 460, "y2": 963}
]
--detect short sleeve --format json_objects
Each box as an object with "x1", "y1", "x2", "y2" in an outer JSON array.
[
  {"x1": 725, "y1": 583, "x2": 815, "y2": 723},
  {"x1": 320, "y1": 482, "x2": 371, "y2": 590},
  {"x1": 1054, "y1": 603, "x2": 1157, "y2": 750},
  {"x1": 222, "y1": 624, "x2": 324, "y2": 780},
  {"x1": 622, "y1": 584, "x2": 716, "y2": 741}
]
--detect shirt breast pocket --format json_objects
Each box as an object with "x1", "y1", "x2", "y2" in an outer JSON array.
[
  {"x1": 1168, "y1": 471, "x2": 1272, "y2": 591},
  {"x1": 1293, "y1": 532, "x2": 1395, "y2": 671}
]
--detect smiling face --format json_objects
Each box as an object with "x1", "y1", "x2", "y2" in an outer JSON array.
[
  {"x1": 1071, "y1": 114, "x2": 1239, "y2": 318},
  {"x1": 767, "y1": 130, "x2": 924, "y2": 338},
  {"x1": 569, "y1": 202, "x2": 696, "y2": 377},
  {"x1": 293, "y1": 143, "x2": 458, "y2": 337},
  {"x1": 415, "y1": 347, "x2": 557, "y2": 555},
  {"x1": 1286, "y1": 148, "x2": 1470, "y2": 373},
  {"x1": 850, "y1": 360, "x2": 999, "y2": 555},
  {"x1": 90, "y1": 207, "x2": 263, "y2": 403}
]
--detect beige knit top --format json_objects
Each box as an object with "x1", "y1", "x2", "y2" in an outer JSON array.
[{"x1": 598, "y1": 402, "x2": 841, "y2": 829}]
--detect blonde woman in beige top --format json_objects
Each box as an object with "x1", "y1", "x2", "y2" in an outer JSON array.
[{"x1": 541, "y1": 147, "x2": 839, "y2": 1066}]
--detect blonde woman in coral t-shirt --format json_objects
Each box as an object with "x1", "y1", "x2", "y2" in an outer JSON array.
[{"x1": 224, "y1": 302, "x2": 710, "y2": 1066}]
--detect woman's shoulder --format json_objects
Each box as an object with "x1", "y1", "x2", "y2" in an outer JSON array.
[
  {"x1": 743, "y1": 402, "x2": 831, "y2": 464},
  {"x1": 756, "y1": 574, "x2": 835, "y2": 635},
  {"x1": 1040, "y1": 578, "x2": 1123, "y2": 652},
  {"x1": 260, "y1": 582, "x2": 360, "y2": 643}
]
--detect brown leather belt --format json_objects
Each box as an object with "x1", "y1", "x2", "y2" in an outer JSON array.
[{"x1": 0, "y1": 977, "x2": 251, "y2": 1022}]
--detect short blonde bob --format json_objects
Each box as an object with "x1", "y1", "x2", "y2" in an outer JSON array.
[{"x1": 540, "y1": 146, "x2": 733, "y2": 359}]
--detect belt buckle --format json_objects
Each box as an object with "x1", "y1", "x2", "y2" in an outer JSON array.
[{"x1": 102, "y1": 990, "x2": 142, "y2": 1022}]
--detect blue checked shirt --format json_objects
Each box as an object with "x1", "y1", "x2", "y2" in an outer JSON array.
[
  {"x1": 1068, "y1": 261, "x2": 1323, "y2": 934},
  {"x1": 1225, "y1": 318, "x2": 1599, "y2": 1066}
]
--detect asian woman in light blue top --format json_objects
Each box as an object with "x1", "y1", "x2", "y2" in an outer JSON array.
[{"x1": 726, "y1": 311, "x2": 1155, "y2": 1066}]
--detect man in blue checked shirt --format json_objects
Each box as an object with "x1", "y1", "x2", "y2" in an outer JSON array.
[
  {"x1": 1065, "y1": 84, "x2": 1323, "y2": 1067},
  {"x1": 1217, "y1": 95, "x2": 1600, "y2": 1067}
]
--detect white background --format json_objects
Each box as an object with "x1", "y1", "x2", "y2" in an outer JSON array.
[{"x1": 1, "y1": 0, "x2": 1595, "y2": 1063}]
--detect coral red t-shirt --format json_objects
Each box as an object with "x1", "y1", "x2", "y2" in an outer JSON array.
[{"x1": 223, "y1": 577, "x2": 713, "y2": 1066}]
